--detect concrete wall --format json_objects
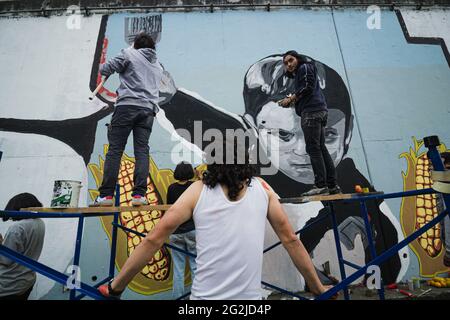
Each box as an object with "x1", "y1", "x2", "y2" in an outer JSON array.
[
  {"x1": 2, "y1": 0, "x2": 450, "y2": 15},
  {"x1": 0, "y1": 7, "x2": 449, "y2": 299}
]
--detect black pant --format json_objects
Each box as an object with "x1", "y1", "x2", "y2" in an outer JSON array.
[
  {"x1": 301, "y1": 110, "x2": 337, "y2": 188},
  {"x1": 99, "y1": 105, "x2": 155, "y2": 197},
  {"x1": 0, "y1": 285, "x2": 33, "y2": 300}
]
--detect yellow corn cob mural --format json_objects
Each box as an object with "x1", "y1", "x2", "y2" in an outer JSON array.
[
  {"x1": 88, "y1": 145, "x2": 207, "y2": 295},
  {"x1": 414, "y1": 156, "x2": 441, "y2": 258},
  {"x1": 400, "y1": 137, "x2": 449, "y2": 277},
  {"x1": 117, "y1": 156, "x2": 170, "y2": 281}
]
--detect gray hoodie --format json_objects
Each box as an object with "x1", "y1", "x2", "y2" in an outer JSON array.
[{"x1": 100, "y1": 47, "x2": 163, "y2": 113}]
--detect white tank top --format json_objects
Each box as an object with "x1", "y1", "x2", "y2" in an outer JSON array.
[{"x1": 190, "y1": 177, "x2": 269, "y2": 300}]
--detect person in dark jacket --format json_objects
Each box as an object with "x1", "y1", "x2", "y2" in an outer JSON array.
[
  {"x1": 243, "y1": 53, "x2": 407, "y2": 286},
  {"x1": 278, "y1": 50, "x2": 341, "y2": 196},
  {"x1": 167, "y1": 161, "x2": 197, "y2": 299}
]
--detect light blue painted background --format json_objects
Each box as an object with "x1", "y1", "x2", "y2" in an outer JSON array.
[{"x1": 77, "y1": 8, "x2": 450, "y2": 300}]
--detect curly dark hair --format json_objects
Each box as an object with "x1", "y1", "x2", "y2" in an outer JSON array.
[{"x1": 202, "y1": 137, "x2": 257, "y2": 201}]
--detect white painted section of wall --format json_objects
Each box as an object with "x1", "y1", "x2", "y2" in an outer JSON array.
[
  {"x1": 312, "y1": 232, "x2": 366, "y2": 283},
  {"x1": 379, "y1": 201, "x2": 410, "y2": 282},
  {"x1": 400, "y1": 9, "x2": 450, "y2": 49},
  {"x1": 0, "y1": 15, "x2": 102, "y2": 298},
  {"x1": 0, "y1": 132, "x2": 89, "y2": 299},
  {"x1": 0, "y1": 15, "x2": 103, "y2": 120},
  {"x1": 263, "y1": 202, "x2": 366, "y2": 292},
  {"x1": 262, "y1": 201, "x2": 409, "y2": 292}
]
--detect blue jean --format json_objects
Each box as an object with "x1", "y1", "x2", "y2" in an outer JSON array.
[
  {"x1": 301, "y1": 110, "x2": 337, "y2": 188},
  {"x1": 99, "y1": 106, "x2": 155, "y2": 197},
  {"x1": 169, "y1": 230, "x2": 197, "y2": 299}
]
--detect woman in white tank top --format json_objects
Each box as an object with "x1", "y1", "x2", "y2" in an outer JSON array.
[{"x1": 99, "y1": 139, "x2": 334, "y2": 300}]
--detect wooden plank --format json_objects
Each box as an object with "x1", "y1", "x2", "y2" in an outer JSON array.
[
  {"x1": 279, "y1": 192, "x2": 384, "y2": 204},
  {"x1": 431, "y1": 170, "x2": 450, "y2": 182},
  {"x1": 22, "y1": 191, "x2": 385, "y2": 213},
  {"x1": 22, "y1": 204, "x2": 172, "y2": 214}
]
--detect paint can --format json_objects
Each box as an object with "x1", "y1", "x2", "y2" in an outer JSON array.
[
  {"x1": 407, "y1": 279, "x2": 414, "y2": 291},
  {"x1": 50, "y1": 180, "x2": 82, "y2": 208},
  {"x1": 412, "y1": 277, "x2": 421, "y2": 289}
]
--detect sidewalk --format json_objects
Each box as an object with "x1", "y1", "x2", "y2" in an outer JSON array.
[{"x1": 266, "y1": 283, "x2": 450, "y2": 300}]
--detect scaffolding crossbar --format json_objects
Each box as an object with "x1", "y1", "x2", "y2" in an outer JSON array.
[{"x1": 0, "y1": 135, "x2": 448, "y2": 301}]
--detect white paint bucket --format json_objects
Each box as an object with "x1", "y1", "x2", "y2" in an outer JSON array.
[{"x1": 50, "y1": 180, "x2": 82, "y2": 208}]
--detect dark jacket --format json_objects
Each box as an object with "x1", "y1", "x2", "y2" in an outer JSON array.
[
  {"x1": 291, "y1": 61, "x2": 327, "y2": 116},
  {"x1": 167, "y1": 181, "x2": 195, "y2": 234}
]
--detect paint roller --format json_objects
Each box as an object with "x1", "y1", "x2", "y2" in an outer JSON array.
[{"x1": 89, "y1": 76, "x2": 109, "y2": 100}]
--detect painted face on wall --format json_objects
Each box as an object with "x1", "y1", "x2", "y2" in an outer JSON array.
[
  {"x1": 256, "y1": 102, "x2": 346, "y2": 183},
  {"x1": 244, "y1": 54, "x2": 352, "y2": 183}
]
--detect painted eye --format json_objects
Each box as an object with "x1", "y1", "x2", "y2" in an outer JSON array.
[
  {"x1": 325, "y1": 128, "x2": 339, "y2": 143},
  {"x1": 278, "y1": 129, "x2": 295, "y2": 142},
  {"x1": 325, "y1": 127, "x2": 338, "y2": 138}
]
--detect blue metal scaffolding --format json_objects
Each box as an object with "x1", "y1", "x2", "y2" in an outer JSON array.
[{"x1": 0, "y1": 135, "x2": 448, "y2": 300}]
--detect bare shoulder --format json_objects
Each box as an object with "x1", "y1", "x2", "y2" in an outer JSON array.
[
  {"x1": 255, "y1": 177, "x2": 276, "y2": 198},
  {"x1": 189, "y1": 180, "x2": 204, "y2": 193},
  {"x1": 182, "y1": 180, "x2": 204, "y2": 202},
  {"x1": 255, "y1": 176, "x2": 271, "y2": 190}
]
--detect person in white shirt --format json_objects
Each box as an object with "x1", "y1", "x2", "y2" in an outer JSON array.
[{"x1": 99, "y1": 138, "x2": 334, "y2": 300}]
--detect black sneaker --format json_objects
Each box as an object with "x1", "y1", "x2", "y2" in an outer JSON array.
[
  {"x1": 302, "y1": 186, "x2": 329, "y2": 196},
  {"x1": 328, "y1": 185, "x2": 342, "y2": 195}
]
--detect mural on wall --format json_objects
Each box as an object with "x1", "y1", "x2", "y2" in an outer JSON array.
[
  {"x1": 88, "y1": 13, "x2": 409, "y2": 294},
  {"x1": 1, "y1": 8, "x2": 449, "y2": 299},
  {"x1": 0, "y1": 109, "x2": 112, "y2": 165},
  {"x1": 88, "y1": 146, "x2": 205, "y2": 294},
  {"x1": 395, "y1": 9, "x2": 450, "y2": 277},
  {"x1": 0, "y1": 15, "x2": 110, "y2": 299},
  {"x1": 400, "y1": 137, "x2": 449, "y2": 277},
  {"x1": 396, "y1": 9, "x2": 450, "y2": 68},
  {"x1": 89, "y1": 146, "x2": 172, "y2": 294},
  {"x1": 242, "y1": 53, "x2": 408, "y2": 286}
]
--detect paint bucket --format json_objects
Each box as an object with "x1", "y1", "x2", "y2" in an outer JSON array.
[
  {"x1": 50, "y1": 180, "x2": 82, "y2": 208},
  {"x1": 407, "y1": 279, "x2": 414, "y2": 291},
  {"x1": 412, "y1": 277, "x2": 421, "y2": 289}
]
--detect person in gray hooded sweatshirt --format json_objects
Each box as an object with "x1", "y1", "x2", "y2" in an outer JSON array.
[
  {"x1": 0, "y1": 193, "x2": 45, "y2": 300},
  {"x1": 94, "y1": 33, "x2": 163, "y2": 207}
]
